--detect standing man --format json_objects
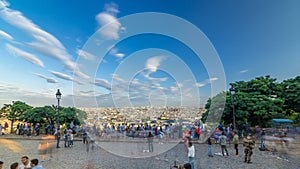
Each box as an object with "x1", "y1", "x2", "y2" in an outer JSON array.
[
  {"x1": 19, "y1": 156, "x2": 31, "y2": 169},
  {"x1": 148, "y1": 131, "x2": 154, "y2": 152},
  {"x1": 4, "y1": 122, "x2": 8, "y2": 131},
  {"x1": 0, "y1": 124, "x2": 2, "y2": 135},
  {"x1": 219, "y1": 132, "x2": 229, "y2": 156},
  {"x1": 55, "y1": 129, "x2": 61, "y2": 148},
  {"x1": 207, "y1": 137, "x2": 213, "y2": 157},
  {"x1": 243, "y1": 134, "x2": 255, "y2": 163},
  {"x1": 260, "y1": 129, "x2": 266, "y2": 150},
  {"x1": 233, "y1": 131, "x2": 239, "y2": 156},
  {"x1": 187, "y1": 142, "x2": 195, "y2": 169}
]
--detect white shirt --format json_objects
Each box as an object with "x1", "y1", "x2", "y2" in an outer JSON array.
[
  {"x1": 19, "y1": 162, "x2": 31, "y2": 169},
  {"x1": 188, "y1": 145, "x2": 195, "y2": 158}
]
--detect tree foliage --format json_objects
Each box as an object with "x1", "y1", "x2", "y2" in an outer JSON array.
[
  {"x1": 0, "y1": 101, "x2": 32, "y2": 133},
  {"x1": 202, "y1": 75, "x2": 300, "y2": 127},
  {"x1": 1, "y1": 102, "x2": 87, "y2": 130},
  {"x1": 20, "y1": 106, "x2": 56, "y2": 126}
]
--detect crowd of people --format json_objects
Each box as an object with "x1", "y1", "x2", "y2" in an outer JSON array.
[
  {"x1": 1, "y1": 120, "x2": 291, "y2": 169},
  {"x1": 0, "y1": 156, "x2": 44, "y2": 169}
]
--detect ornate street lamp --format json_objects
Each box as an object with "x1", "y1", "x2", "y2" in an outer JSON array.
[
  {"x1": 229, "y1": 84, "x2": 236, "y2": 131},
  {"x1": 56, "y1": 89, "x2": 62, "y2": 130}
]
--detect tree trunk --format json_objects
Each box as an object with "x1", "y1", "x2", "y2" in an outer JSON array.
[{"x1": 10, "y1": 119, "x2": 14, "y2": 134}]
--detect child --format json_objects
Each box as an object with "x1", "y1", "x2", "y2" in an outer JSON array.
[{"x1": 207, "y1": 137, "x2": 213, "y2": 157}]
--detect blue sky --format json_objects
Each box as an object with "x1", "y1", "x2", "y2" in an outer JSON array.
[{"x1": 0, "y1": 0, "x2": 299, "y2": 108}]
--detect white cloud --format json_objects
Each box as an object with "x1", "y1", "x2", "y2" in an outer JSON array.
[
  {"x1": 32, "y1": 72, "x2": 58, "y2": 83},
  {"x1": 50, "y1": 70, "x2": 73, "y2": 81},
  {"x1": 76, "y1": 49, "x2": 96, "y2": 61},
  {"x1": 0, "y1": 3, "x2": 88, "y2": 79},
  {"x1": 240, "y1": 69, "x2": 248, "y2": 73},
  {"x1": 94, "y1": 78, "x2": 112, "y2": 90},
  {"x1": 209, "y1": 77, "x2": 218, "y2": 82},
  {"x1": 95, "y1": 3, "x2": 124, "y2": 40},
  {"x1": 143, "y1": 56, "x2": 168, "y2": 82},
  {"x1": 145, "y1": 56, "x2": 166, "y2": 73},
  {"x1": 114, "y1": 53, "x2": 125, "y2": 58},
  {"x1": 48, "y1": 70, "x2": 84, "y2": 85},
  {"x1": 195, "y1": 83, "x2": 205, "y2": 87},
  {"x1": 109, "y1": 47, "x2": 125, "y2": 59},
  {"x1": 0, "y1": 29, "x2": 13, "y2": 40},
  {"x1": 195, "y1": 77, "x2": 218, "y2": 88},
  {"x1": 6, "y1": 43, "x2": 44, "y2": 67}
]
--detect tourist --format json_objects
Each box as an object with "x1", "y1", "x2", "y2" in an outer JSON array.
[
  {"x1": 233, "y1": 131, "x2": 239, "y2": 156},
  {"x1": 260, "y1": 129, "x2": 266, "y2": 150},
  {"x1": 187, "y1": 142, "x2": 195, "y2": 169},
  {"x1": 0, "y1": 124, "x2": 2, "y2": 135},
  {"x1": 243, "y1": 134, "x2": 255, "y2": 163},
  {"x1": 4, "y1": 122, "x2": 8, "y2": 131},
  {"x1": 10, "y1": 162, "x2": 18, "y2": 169},
  {"x1": 63, "y1": 130, "x2": 70, "y2": 147},
  {"x1": 54, "y1": 128, "x2": 61, "y2": 148},
  {"x1": 147, "y1": 131, "x2": 154, "y2": 152},
  {"x1": 219, "y1": 132, "x2": 229, "y2": 156},
  {"x1": 19, "y1": 156, "x2": 31, "y2": 169},
  {"x1": 30, "y1": 159, "x2": 44, "y2": 169},
  {"x1": 82, "y1": 131, "x2": 88, "y2": 144},
  {"x1": 16, "y1": 123, "x2": 20, "y2": 135},
  {"x1": 207, "y1": 137, "x2": 213, "y2": 157},
  {"x1": 35, "y1": 123, "x2": 40, "y2": 136}
]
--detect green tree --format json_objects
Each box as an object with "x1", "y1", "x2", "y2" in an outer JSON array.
[
  {"x1": 20, "y1": 106, "x2": 56, "y2": 126},
  {"x1": 59, "y1": 107, "x2": 87, "y2": 127},
  {"x1": 203, "y1": 76, "x2": 287, "y2": 128},
  {"x1": 279, "y1": 76, "x2": 300, "y2": 115},
  {"x1": 0, "y1": 101, "x2": 32, "y2": 133},
  {"x1": 279, "y1": 76, "x2": 300, "y2": 125},
  {"x1": 228, "y1": 76, "x2": 284, "y2": 127}
]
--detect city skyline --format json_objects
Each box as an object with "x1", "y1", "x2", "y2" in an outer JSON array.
[{"x1": 0, "y1": 0, "x2": 299, "y2": 108}]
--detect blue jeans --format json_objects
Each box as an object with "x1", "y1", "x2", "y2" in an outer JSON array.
[
  {"x1": 208, "y1": 145, "x2": 212, "y2": 156},
  {"x1": 188, "y1": 157, "x2": 194, "y2": 169}
]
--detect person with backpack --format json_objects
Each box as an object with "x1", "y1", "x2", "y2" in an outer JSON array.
[{"x1": 219, "y1": 132, "x2": 229, "y2": 156}]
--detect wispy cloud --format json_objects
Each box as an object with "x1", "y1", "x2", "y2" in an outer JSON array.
[
  {"x1": 240, "y1": 69, "x2": 248, "y2": 73},
  {"x1": 195, "y1": 83, "x2": 205, "y2": 87},
  {"x1": 0, "y1": 2, "x2": 88, "y2": 79},
  {"x1": 95, "y1": 3, "x2": 124, "y2": 40},
  {"x1": 6, "y1": 43, "x2": 44, "y2": 67},
  {"x1": 0, "y1": 29, "x2": 13, "y2": 40},
  {"x1": 49, "y1": 70, "x2": 83, "y2": 85},
  {"x1": 76, "y1": 49, "x2": 96, "y2": 61},
  {"x1": 50, "y1": 71, "x2": 73, "y2": 81},
  {"x1": 195, "y1": 77, "x2": 218, "y2": 88},
  {"x1": 32, "y1": 72, "x2": 58, "y2": 83},
  {"x1": 94, "y1": 78, "x2": 112, "y2": 90}
]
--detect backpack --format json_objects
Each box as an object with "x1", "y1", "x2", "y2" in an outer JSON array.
[{"x1": 219, "y1": 136, "x2": 226, "y2": 145}]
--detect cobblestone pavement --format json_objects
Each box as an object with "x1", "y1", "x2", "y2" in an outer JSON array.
[{"x1": 0, "y1": 135, "x2": 299, "y2": 169}]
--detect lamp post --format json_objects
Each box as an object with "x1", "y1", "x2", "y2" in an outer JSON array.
[
  {"x1": 56, "y1": 89, "x2": 62, "y2": 130},
  {"x1": 55, "y1": 89, "x2": 62, "y2": 148},
  {"x1": 229, "y1": 84, "x2": 236, "y2": 131}
]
